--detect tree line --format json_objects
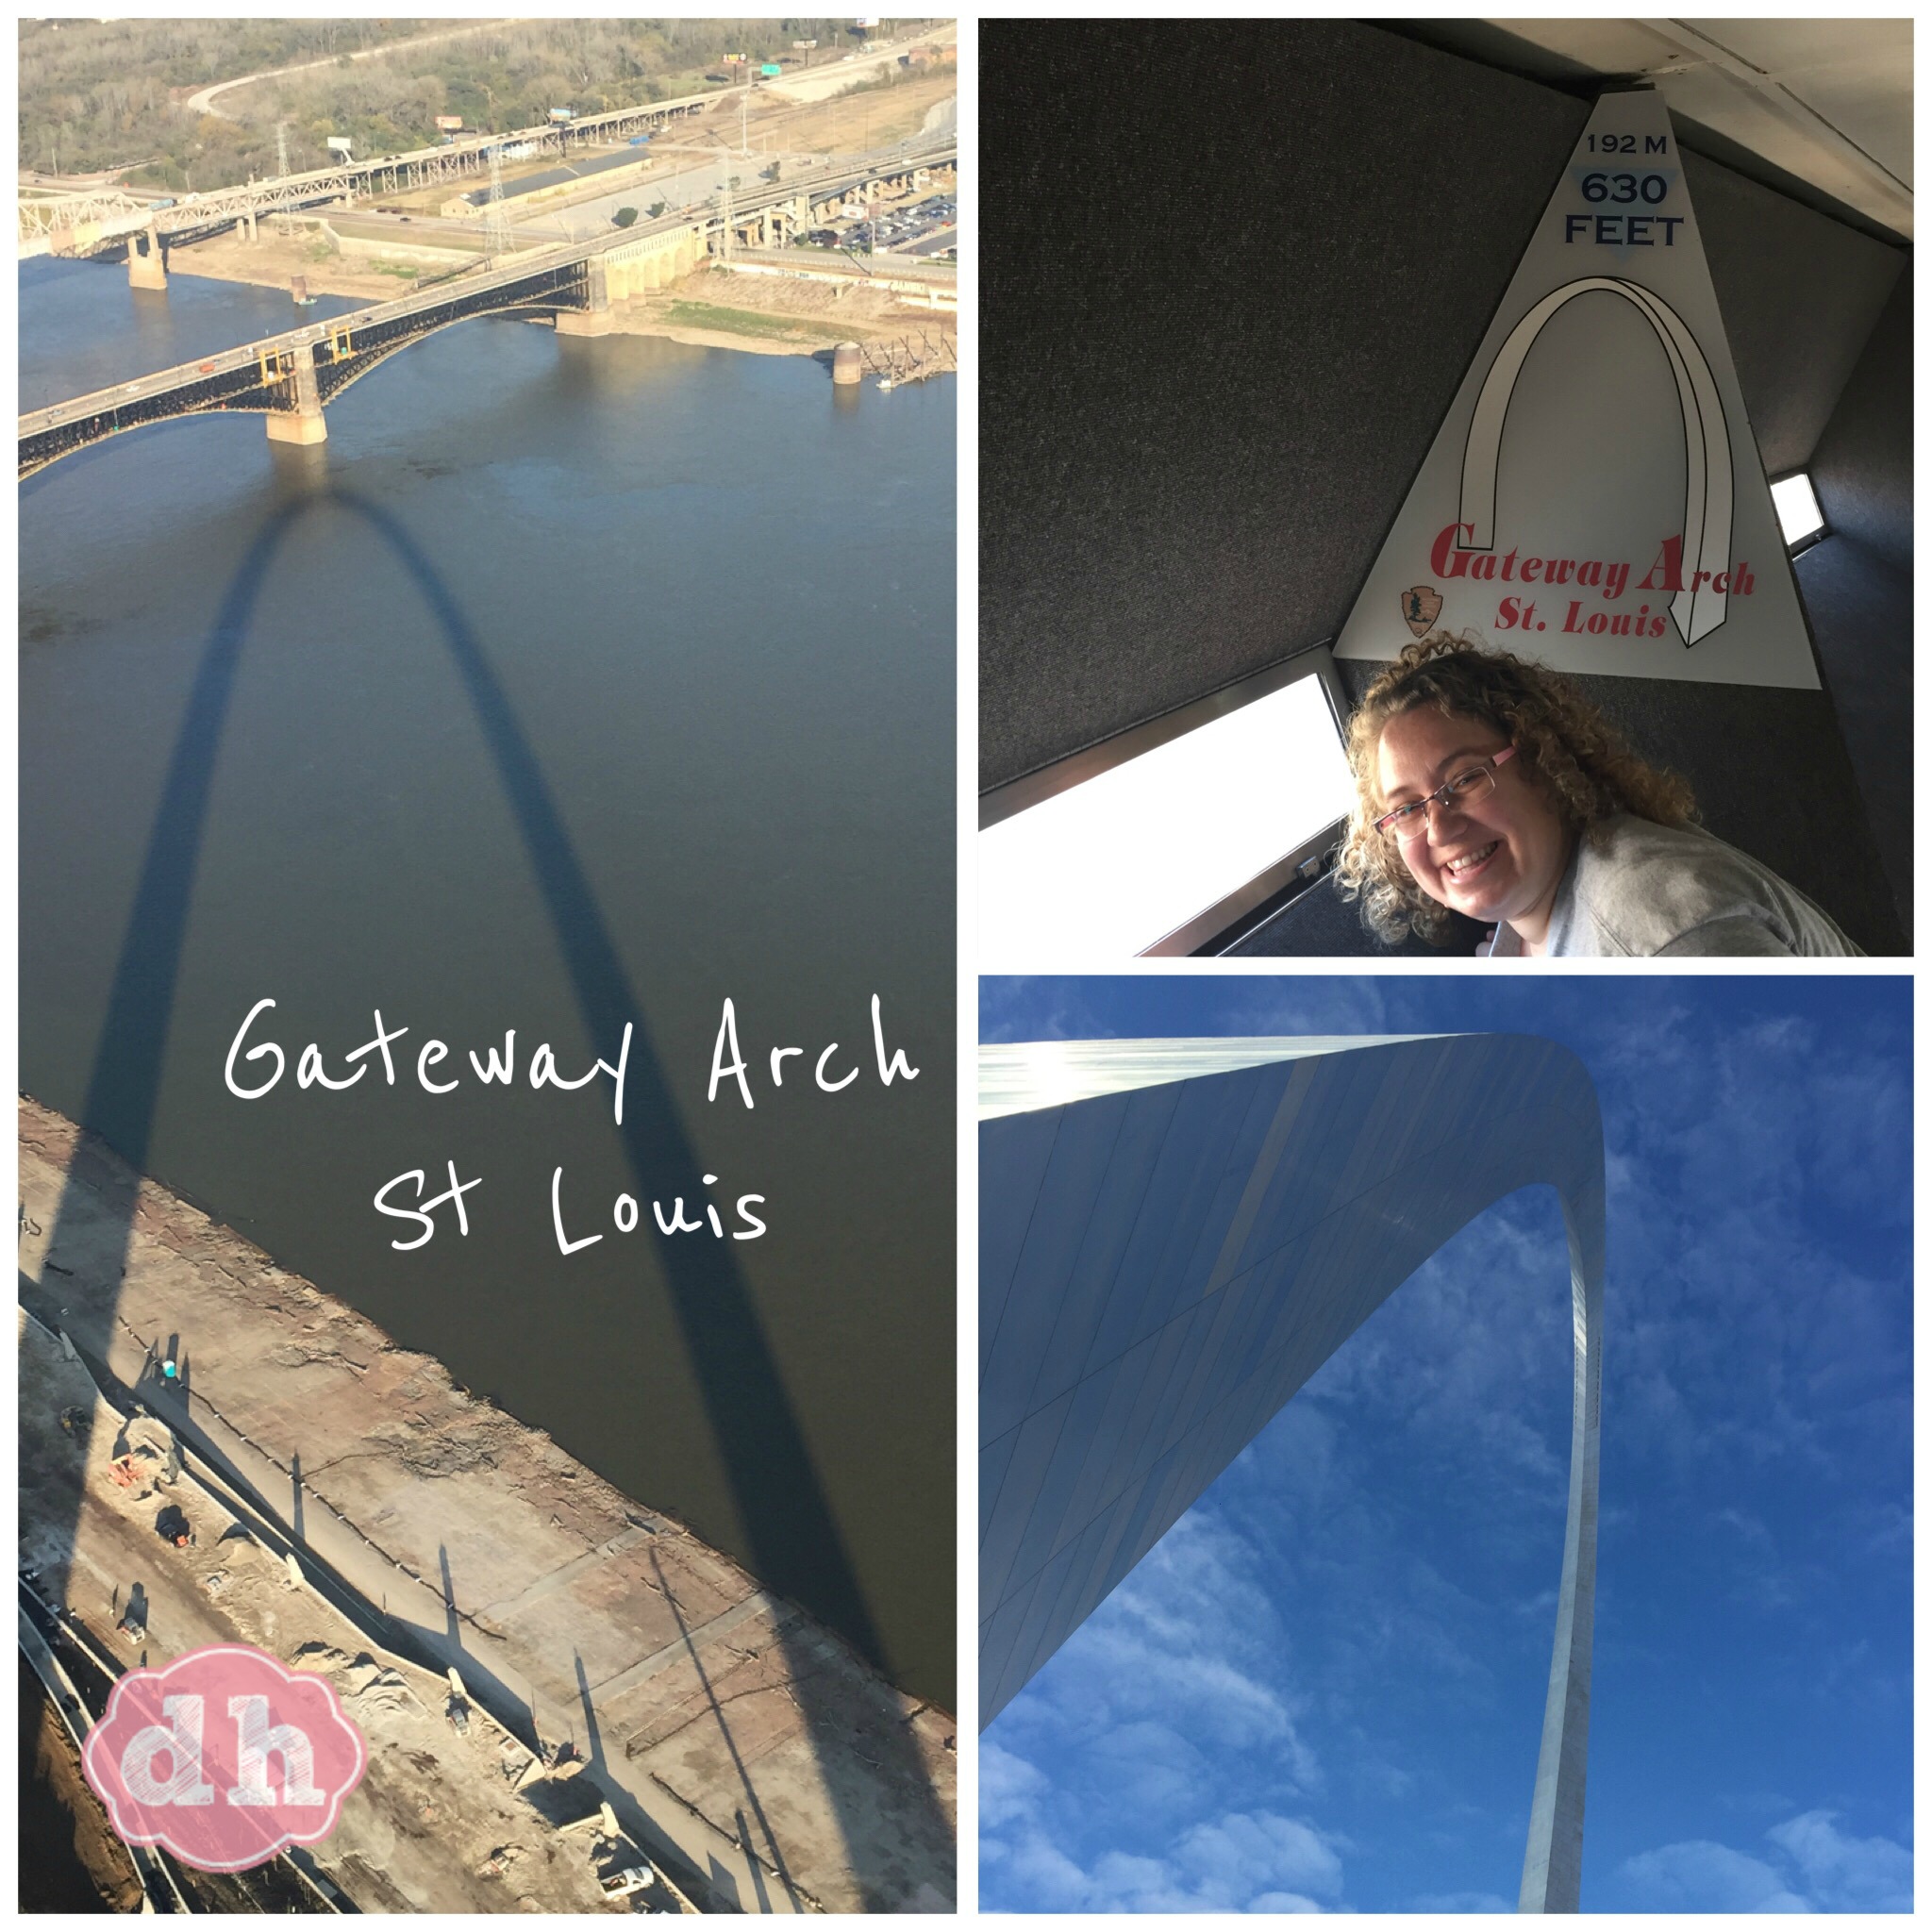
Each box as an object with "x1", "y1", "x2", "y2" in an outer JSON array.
[{"x1": 19, "y1": 17, "x2": 941, "y2": 190}]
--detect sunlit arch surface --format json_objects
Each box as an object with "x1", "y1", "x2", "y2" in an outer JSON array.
[{"x1": 978, "y1": 1034, "x2": 1604, "y2": 1912}]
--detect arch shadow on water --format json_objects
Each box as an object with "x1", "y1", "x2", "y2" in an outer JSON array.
[{"x1": 28, "y1": 476, "x2": 947, "y2": 1906}]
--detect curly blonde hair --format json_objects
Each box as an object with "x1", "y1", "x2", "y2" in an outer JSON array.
[{"x1": 1334, "y1": 632, "x2": 1698, "y2": 943}]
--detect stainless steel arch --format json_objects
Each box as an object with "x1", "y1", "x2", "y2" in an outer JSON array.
[{"x1": 978, "y1": 1033, "x2": 1604, "y2": 1912}]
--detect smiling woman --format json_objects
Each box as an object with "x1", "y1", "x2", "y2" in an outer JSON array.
[{"x1": 1335, "y1": 635, "x2": 1864, "y2": 957}]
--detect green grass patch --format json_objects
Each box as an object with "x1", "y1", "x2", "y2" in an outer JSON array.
[{"x1": 661, "y1": 301, "x2": 819, "y2": 341}]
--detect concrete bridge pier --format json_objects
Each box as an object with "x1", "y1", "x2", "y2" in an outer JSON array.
[
  {"x1": 556, "y1": 257, "x2": 616, "y2": 338},
  {"x1": 127, "y1": 226, "x2": 167, "y2": 291},
  {"x1": 265, "y1": 341, "x2": 326, "y2": 445}
]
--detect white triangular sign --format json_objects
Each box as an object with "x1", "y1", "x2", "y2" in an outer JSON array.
[{"x1": 1335, "y1": 89, "x2": 1817, "y2": 689}]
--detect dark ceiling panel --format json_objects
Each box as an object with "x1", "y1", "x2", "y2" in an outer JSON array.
[
  {"x1": 980, "y1": 19, "x2": 1587, "y2": 789},
  {"x1": 1685, "y1": 149, "x2": 1903, "y2": 481}
]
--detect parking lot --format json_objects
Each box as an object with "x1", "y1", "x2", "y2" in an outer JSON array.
[{"x1": 808, "y1": 189, "x2": 957, "y2": 260}]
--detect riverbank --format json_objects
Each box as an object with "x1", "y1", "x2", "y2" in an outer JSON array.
[
  {"x1": 166, "y1": 226, "x2": 951, "y2": 358},
  {"x1": 23, "y1": 1307, "x2": 675, "y2": 1912},
  {"x1": 19, "y1": 1095, "x2": 957, "y2": 1913}
]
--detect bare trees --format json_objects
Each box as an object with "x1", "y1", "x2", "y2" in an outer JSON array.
[{"x1": 18, "y1": 18, "x2": 873, "y2": 188}]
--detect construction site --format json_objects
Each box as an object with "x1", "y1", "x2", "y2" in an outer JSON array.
[{"x1": 20, "y1": 1099, "x2": 957, "y2": 1913}]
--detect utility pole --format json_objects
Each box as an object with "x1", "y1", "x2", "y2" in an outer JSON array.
[{"x1": 276, "y1": 121, "x2": 290, "y2": 180}]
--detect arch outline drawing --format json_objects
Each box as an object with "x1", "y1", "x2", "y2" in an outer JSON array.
[
  {"x1": 978, "y1": 1033, "x2": 1605, "y2": 1911},
  {"x1": 1457, "y1": 275, "x2": 1734, "y2": 647}
]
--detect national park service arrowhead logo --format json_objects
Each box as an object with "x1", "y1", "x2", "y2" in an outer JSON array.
[{"x1": 1400, "y1": 586, "x2": 1442, "y2": 638}]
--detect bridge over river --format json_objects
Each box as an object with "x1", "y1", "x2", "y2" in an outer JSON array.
[{"x1": 18, "y1": 139, "x2": 955, "y2": 477}]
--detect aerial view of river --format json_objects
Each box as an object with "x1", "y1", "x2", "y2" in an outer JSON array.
[{"x1": 19, "y1": 257, "x2": 956, "y2": 1709}]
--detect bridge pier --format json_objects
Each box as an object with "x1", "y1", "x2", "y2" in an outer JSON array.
[
  {"x1": 127, "y1": 226, "x2": 167, "y2": 292},
  {"x1": 265, "y1": 341, "x2": 326, "y2": 445},
  {"x1": 555, "y1": 258, "x2": 616, "y2": 338}
]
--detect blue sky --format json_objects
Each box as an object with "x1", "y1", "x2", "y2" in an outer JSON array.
[{"x1": 978, "y1": 975, "x2": 1911, "y2": 1913}]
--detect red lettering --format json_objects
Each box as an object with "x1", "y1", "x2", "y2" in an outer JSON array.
[
  {"x1": 1429, "y1": 523, "x2": 1477, "y2": 579},
  {"x1": 1640, "y1": 535, "x2": 1685, "y2": 593}
]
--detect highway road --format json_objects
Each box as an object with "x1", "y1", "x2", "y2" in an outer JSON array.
[{"x1": 185, "y1": 19, "x2": 537, "y2": 120}]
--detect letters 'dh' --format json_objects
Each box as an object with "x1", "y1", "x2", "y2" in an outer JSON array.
[{"x1": 83, "y1": 1643, "x2": 367, "y2": 1872}]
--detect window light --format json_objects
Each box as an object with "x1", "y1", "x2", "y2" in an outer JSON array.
[
  {"x1": 979, "y1": 672, "x2": 1356, "y2": 964},
  {"x1": 1770, "y1": 472, "x2": 1824, "y2": 550}
]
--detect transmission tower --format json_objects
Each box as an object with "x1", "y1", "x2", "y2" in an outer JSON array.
[
  {"x1": 483, "y1": 145, "x2": 513, "y2": 259},
  {"x1": 270, "y1": 122, "x2": 298, "y2": 234}
]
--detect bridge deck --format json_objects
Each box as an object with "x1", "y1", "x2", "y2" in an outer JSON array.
[{"x1": 19, "y1": 139, "x2": 956, "y2": 441}]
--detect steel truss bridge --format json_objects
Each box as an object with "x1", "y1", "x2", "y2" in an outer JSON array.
[{"x1": 18, "y1": 141, "x2": 956, "y2": 479}]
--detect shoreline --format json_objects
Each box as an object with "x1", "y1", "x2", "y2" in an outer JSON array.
[
  {"x1": 19, "y1": 1094, "x2": 957, "y2": 1913},
  {"x1": 161, "y1": 230, "x2": 953, "y2": 363}
]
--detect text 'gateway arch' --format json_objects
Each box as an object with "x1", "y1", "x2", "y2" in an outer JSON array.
[{"x1": 979, "y1": 1034, "x2": 1605, "y2": 1911}]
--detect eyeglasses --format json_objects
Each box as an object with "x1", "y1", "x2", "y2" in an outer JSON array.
[{"x1": 1373, "y1": 745, "x2": 1517, "y2": 842}]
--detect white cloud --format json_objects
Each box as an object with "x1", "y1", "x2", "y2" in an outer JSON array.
[
  {"x1": 1619, "y1": 1838, "x2": 1812, "y2": 1911},
  {"x1": 982, "y1": 1824, "x2": 1095, "y2": 1912},
  {"x1": 1047, "y1": 1811, "x2": 1348, "y2": 1913},
  {"x1": 1766, "y1": 1810, "x2": 1913, "y2": 1912},
  {"x1": 979, "y1": 1740, "x2": 1049, "y2": 1832},
  {"x1": 1173, "y1": 1811, "x2": 1345, "y2": 1899},
  {"x1": 1618, "y1": 1811, "x2": 1911, "y2": 1913},
  {"x1": 1024, "y1": 1512, "x2": 1308, "y2": 1756}
]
